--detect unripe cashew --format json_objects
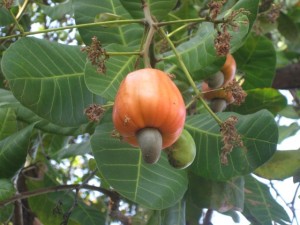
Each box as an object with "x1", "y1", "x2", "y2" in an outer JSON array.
[
  {"x1": 210, "y1": 99, "x2": 228, "y2": 112},
  {"x1": 206, "y1": 71, "x2": 224, "y2": 89}
]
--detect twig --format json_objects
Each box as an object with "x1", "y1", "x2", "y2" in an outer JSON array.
[
  {"x1": 158, "y1": 27, "x2": 223, "y2": 125},
  {"x1": 109, "y1": 191, "x2": 131, "y2": 225},
  {"x1": 0, "y1": 19, "x2": 144, "y2": 41},
  {"x1": 270, "y1": 181, "x2": 300, "y2": 225},
  {"x1": 203, "y1": 209, "x2": 213, "y2": 225},
  {"x1": 61, "y1": 189, "x2": 79, "y2": 225},
  {"x1": 13, "y1": 200, "x2": 24, "y2": 225},
  {"x1": 141, "y1": 0, "x2": 157, "y2": 68},
  {"x1": 0, "y1": 184, "x2": 113, "y2": 208},
  {"x1": 290, "y1": 183, "x2": 300, "y2": 225}
]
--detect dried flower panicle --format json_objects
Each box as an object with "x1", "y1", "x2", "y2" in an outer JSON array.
[
  {"x1": 81, "y1": 36, "x2": 109, "y2": 74},
  {"x1": 220, "y1": 116, "x2": 244, "y2": 165},
  {"x1": 1, "y1": 0, "x2": 13, "y2": 9},
  {"x1": 84, "y1": 104, "x2": 105, "y2": 122},
  {"x1": 215, "y1": 26, "x2": 231, "y2": 56},
  {"x1": 208, "y1": 0, "x2": 227, "y2": 20},
  {"x1": 265, "y1": 4, "x2": 281, "y2": 23},
  {"x1": 224, "y1": 79, "x2": 247, "y2": 105},
  {"x1": 214, "y1": 8, "x2": 249, "y2": 56}
]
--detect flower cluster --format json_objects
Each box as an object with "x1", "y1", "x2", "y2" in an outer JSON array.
[
  {"x1": 225, "y1": 79, "x2": 247, "y2": 105},
  {"x1": 1, "y1": 0, "x2": 13, "y2": 9},
  {"x1": 81, "y1": 36, "x2": 109, "y2": 74},
  {"x1": 84, "y1": 104, "x2": 105, "y2": 122},
  {"x1": 214, "y1": 26, "x2": 231, "y2": 56},
  {"x1": 208, "y1": 0, "x2": 226, "y2": 20},
  {"x1": 220, "y1": 116, "x2": 244, "y2": 165}
]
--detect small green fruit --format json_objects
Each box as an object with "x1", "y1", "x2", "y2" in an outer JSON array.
[{"x1": 165, "y1": 129, "x2": 196, "y2": 169}]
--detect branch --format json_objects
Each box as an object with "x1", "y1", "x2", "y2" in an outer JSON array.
[
  {"x1": 272, "y1": 62, "x2": 300, "y2": 89},
  {"x1": 203, "y1": 209, "x2": 213, "y2": 225},
  {"x1": 0, "y1": 184, "x2": 113, "y2": 208},
  {"x1": 141, "y1": 0, "x2": 157, "y2": 68}
]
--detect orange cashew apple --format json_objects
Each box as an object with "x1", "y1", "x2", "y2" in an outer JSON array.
[{"x1": 112, "y1": 68, "x2": 186, "y2": 164}]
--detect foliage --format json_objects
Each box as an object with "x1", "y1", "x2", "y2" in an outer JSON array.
[{"x1": 0, "y1": 0, "x2": 300, "y2": 224}]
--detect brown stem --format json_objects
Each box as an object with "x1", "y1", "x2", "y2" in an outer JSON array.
[
  {"x1": 141, "y1": 0, "x2": 157, "y2": 68},
  {"x1": 0, "y1": 184, "x2": 113, "y2": 208},
  {"x1": 109, "y1": 191, "x2": 132, "y2": 225},
  {"x1": 203, "y1": 209, "x2": 213, "y2": 225}
]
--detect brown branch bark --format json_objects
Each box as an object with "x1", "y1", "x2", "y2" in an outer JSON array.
[{"x1": 272, "y1": 62, "x2": 300, "y2": 89}]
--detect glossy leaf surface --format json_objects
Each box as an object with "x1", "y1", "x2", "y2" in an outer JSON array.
[
  {"x1": 72, "y1": 0, "x2": 143, "y2": 47},
  {"x1": 0, "y1": 125, "x2": 34, "y2": 178},
  {"x1": 185, "y1": 110, "x2": 278, "y2": 181},
  {"x1": 0, "y1": 108, "x2": 17, "y2": 141},
  {"x1": 187, "y1": 173, "x2": 244, "y2": 212},
  {"x1": 230, "y1": 88, "x2": 287, "y2": 115},
  {"x1": 120, "y1": 0, "x2": 178, "y2": 21},
  {"x1": 1, "y1": 37, "x2": 105, "y2": 127},
  {"x1": 244, "y1": 175, "x2": 291, "y2": 225},
  {"x1": 234, "y1": 35, "x2": 276, "y2": 90},
  {"x1": 0, "y1": 179, "x2": 14, "y2": 223},
  {"x1": 255, "y1": 150, "x2": 300, "y2": 180},
  {"x1": 84, "y1": 45, "x2": 137, "y2": 100},
  {"x1": 90, "y1": 121, "x2": 188, "y2": 210}
]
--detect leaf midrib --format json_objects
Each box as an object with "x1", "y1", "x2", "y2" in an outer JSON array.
[{"x1": 8, "y1": 73, "x2": 83, "y2": 81}]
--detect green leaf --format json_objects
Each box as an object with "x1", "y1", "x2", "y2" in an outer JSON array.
[
  {"x1": 162, "y1": 19, "x2": 248, "y2": 80},
  {"x1": 234, "y1": 34, "x2": 276, "y2": 90},
  {"x1": 144, "y1": 199, "x2": 186, "y2": 225},
  {"x1": 293, "y1": 168, "x2": 300, "y2": 183},
  {"x1": 228, "y1": 0, "x2": 259, "y2": 46},
  {"x1": 90, "y1": 121, "x2": 188, "y2": 210},
  {"x1": 27, "y1": 167, "x2": 107, "y2": 225},
  {"x1": 162, "y1": 0, "x2": 255, "y2": 80},
  {"x1": 0, "y1": 179, "x2": 15, "y2": 223},
  {"x1": 160, "y1": 199, "x2": 186, "y2": 225},
  {"x1": 278, "y1": 12, "x2": 299, "y2": 42},
  {"x1": 0, "y1": 8, "x2": 13, "y2": 26},
  {"x1": 39, "y1": 0, "x2": 73, "y2": 20},
  {"x1": 278, "y1": 105, "x2": 300, "y2": 119},
  {"x1": 229, "y1": 88, "x2": 287, "y2": 115},
  {"x1": 0, "y1": 125, "x2": 34, "y2": 179},
  {"x1": 72, "y1": 0, "x2": 144, "y2": 47},
  {"x1": 187, "y1": 173, "x2": 244, "y2": 212},
  {"x1": 0, "y1": 89, "x2": 89, "y2": 135},
  {"x1": 84, "y1": 44, "x2": 137, "y2": 100},
  {"x1": 50, "y1": 140, "x2": 92, "y2": 160},
  {"x1": 278, "y1": 122, "x2": 300, "y2": 144},
  {"x1": 185, "y1": 196, "x2": 202, "y2": 225},
  {"x1": 254, "y1": 150, "x2": 300, "y2": 180},
  {"x1": 0, "y1": 107, "x2": 17, "y2": 141},
  {"x1": 243, "y1": 175, "x2": 291, "y2": 225},
  {"x1": 1, "y1": 37, "x2": 105, "y2": 127},
  {"x1": 162, "y1": 22, "x2": 225, "y2": 79},
  {"x1": 185, "y1": 110, "x2": 278, "y2": 181},
  {"x1": 120, "y1": 0, "x2": 178, "y2": 21}
]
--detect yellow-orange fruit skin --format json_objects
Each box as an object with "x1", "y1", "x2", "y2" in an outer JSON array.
[
  {"x1": 112, "y1": 68, "x2": 186, "y2": 149},
  {"x1": 202, "y1": 54, "x2": 236, "y2": 104},
  {"x1": 222, "y1": 53, "x2": 236, "y2": 85}
]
